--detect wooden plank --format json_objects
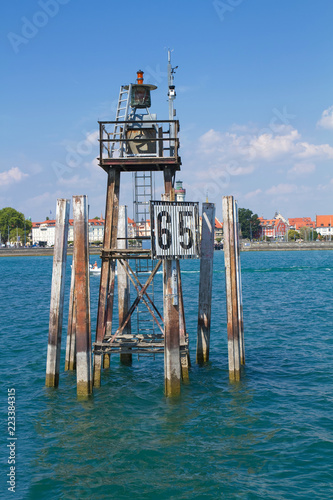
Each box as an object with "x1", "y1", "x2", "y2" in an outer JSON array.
[
  {"x1": 73, "y1": 195, "x2": 92, "y2": 396},
  {"x1": 196, "y1": 202, "x2": 215, "y2": 364},
  {"x1": 46, "y1": 198, "x2": 70, "y2": 387}
]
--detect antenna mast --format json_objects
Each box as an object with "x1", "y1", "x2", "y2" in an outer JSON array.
[{"x1": 168, "y1": 49, "x2": 178, "y2": 156}]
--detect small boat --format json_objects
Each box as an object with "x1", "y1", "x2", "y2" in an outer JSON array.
[{"x1": 89, "y1": 263, "x2": 101, "y2": 274}]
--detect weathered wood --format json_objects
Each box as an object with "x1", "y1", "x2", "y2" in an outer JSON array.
[
  {"x1": 109, "y1": 260, "x2": 162, "y2": 343},
  {"x1": 105, "y1": 170, "x2": 120, "y2": 337},
  {"x1": 65, "y1": 253, "x2": 76, "y2": 371},
  {"x1": 73, "y1": 195, "x2": 92, "y2": 396},
  {"x1": 178, "y1": 261, "x2": 190, "y2": 381},
  {"x1": 118, "y1": 259, "x2": 164, "y2": 334},
  {"x1": 94, "y1": 169, "x2": 119, "y2": 387},
  {"x1": 234, "y1": 198, "x2": 245, "y2": 365},
  {"x1": 164, "y1": 260, "x2": 181, "y2": 396},
  {"x1": 223, "y1": 196, "x2": 241, "y2": 381},
  {"x1": 163, "y1": 169, "x2": 181, "y2": 396},
  {"x1": 46, "y1": 198, "x2": 70, "y2": 387},
  {"x1": 118, "y1": 205, "x2": 132, "y2": 365},
  {"x1": 196, "y1": 202, "x2": 215, "y2": 364}
]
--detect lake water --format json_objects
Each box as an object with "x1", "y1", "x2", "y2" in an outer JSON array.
[{"x1": 0, "y1": 250, "x2": 332, "y2": 499}]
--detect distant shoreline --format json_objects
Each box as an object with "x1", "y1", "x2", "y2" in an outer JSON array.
[
  {"x1": 1, "y1": 242, "x2": 333, "y2": 257},
  {"x1": 0, "y1": 247, "x2": 101, "y2": 257},
  {"x1": 240, "y1": 241, "x2": 333, "y2": 252}
]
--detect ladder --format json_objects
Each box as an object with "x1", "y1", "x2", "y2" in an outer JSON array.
[
  {"x1": 111, "y1": 82, "x2": 158, "y2": 341},
  {"x1": 109, "y1": 85, "x2": 131, "y2": 158},
  {"x1": 133, "y1": 170, "x2": 156, "y2": 339}
]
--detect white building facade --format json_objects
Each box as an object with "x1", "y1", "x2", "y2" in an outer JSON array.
[{"x1": 32, "y1": 219, "x2": 105, "y2": 246}]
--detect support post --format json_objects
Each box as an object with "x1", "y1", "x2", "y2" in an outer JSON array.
[
  {"x1": 234, "y1": 198, "x2": 245, "y2": 365},
  {"x1": 46, "y1": 198, "x2": 70, "y2": 387},
  {"x1": 73, "y1": 195, "x2": 92, "y2": 396},
  {"x1": 164, "y1": 260, "x2": 181, "y2": 396},
  {"x1": 178, "y1": 261, "x2": 190, "y2": 381},
  {"x1": 118, "y1": 205, "x2": 132, "y2": 365},
  {"x1": 94, "y1": 169, "x2": 120, "y2": 387},
  {"x1": 222, "y1": 196, "x2": 242, "y2": 381},
  {"x1": 65, "y1": 254, "x2": 76, "y2": 371},
  {"x1": 163, "y1": 168, "x2": 181, "y2": 396},
  {"x1": 196, "y1": 202, "x2": 215, "y2": 364}
]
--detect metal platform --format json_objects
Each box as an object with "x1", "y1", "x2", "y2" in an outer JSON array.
[
  {"x1": 98, "y1": 157, "x2": 181, "y2": 172},
  {"x1": 98, "y1": 119, "x2": 181, "y2": 172}
]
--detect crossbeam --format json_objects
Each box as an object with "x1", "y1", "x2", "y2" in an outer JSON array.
[
  {"x1": 119, "y1": 259, "x2": 164, "y2": 323},
  {"x1": 107, "y1": 260, "x2": 162, "y2": 344}
]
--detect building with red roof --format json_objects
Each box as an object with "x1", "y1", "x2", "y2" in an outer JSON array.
[
  {"x1": 259, "y1": 213, "x2": 288, "y2": 239},
  {"x1": 288, "y1": 217, "x2": 315, "y2": 230},
  {"x1": 316, "y1": 215, "x2": 333, "y2": 238}
]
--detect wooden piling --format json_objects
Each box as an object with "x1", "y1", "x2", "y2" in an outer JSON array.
[
  {"x1": 163, "y1": 169, "x2": 181, "y2": 396},
  {"x1": 222, "y1": 196, "x2": 242, "y2": 381},
  {"x1": 178, "y1": 261, "x2": 190, "y2": 381},
  {"x1": 65, "y1": 254, "x2": 76, "y2": 371},
  {"x1": 94, "y1": 169, "x2": 120, "y2": 387},
  {"x1": 46, "y1": 198, "x2": 70, "y2": 387},
  {"x1": 196, "y1": 203, "x2": 216, "y2": 364},
  {"x1": 73, "y1": 195, "x2": 92, "y2": 396},
  {"x1": 164, "y1": 259, "x2": 181, "y2": 396},
  {"x1": 234, "y1": 198, "x2": 245, "y2": 365},
  {"x1": 118, "y1": 205, "x2": 132, "y2": 365}
]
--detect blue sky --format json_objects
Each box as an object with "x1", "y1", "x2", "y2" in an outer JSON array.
[{"x1": 1, "y1": 0, "x2": 332, "y2": 222}]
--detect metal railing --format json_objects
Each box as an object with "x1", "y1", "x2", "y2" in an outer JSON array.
[{"x1": 98, "y1": 120, "x2": 180, "y2": 162}]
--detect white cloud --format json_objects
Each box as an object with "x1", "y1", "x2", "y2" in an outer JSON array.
[
  {"x1": 58, "y1": 174, "x2": 98, "y2": 189},
  {"x1": 28, "y1": 191, "x2": 61, "y2": 206},
  {"x1": 0, "y1": 167, "x2": 28, "y2": 187},
  {"x1": 196, "y1": 126, "x2": 333, "y2": 165},
  {"x1": 244, "y1": 188, "x2": 262, "y2": 199},
  {"x1": 248, "y1": 129, "x2": 300, "y2": 160},
  {"x1": 295, "y1": 142, "x2": 333, "y2": 159},
  {"x1": 229, "y1": 164, "x2": 255, "y2": 175},
  {"x1": 317, "y1": 106, "x2": 333, "y2": 129},
  {"x1": 288, "y1": 162, "x2": 316, "y2": 176},
  {"x1": 317, "y1": 178, "x2": 333, "y2": 192},
  {"x1": 266, "y1": 183, "x2": 298, "y2": 195},
  {"x1": 86, "y1": 130, "x2": 99, "y2": 144}
]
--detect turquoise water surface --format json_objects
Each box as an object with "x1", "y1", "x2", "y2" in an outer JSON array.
[{"x1": 0, "y1": 250, "x2": 332, "y2": 499}]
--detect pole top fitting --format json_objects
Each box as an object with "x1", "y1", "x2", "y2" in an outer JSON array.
[{"x1": 137, "y1": 70, "x2": 144, "y2": 84}]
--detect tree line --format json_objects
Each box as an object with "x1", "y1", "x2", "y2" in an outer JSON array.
[{"x1": 0, "y1": 207, "x2": 32, "y2": 245}]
